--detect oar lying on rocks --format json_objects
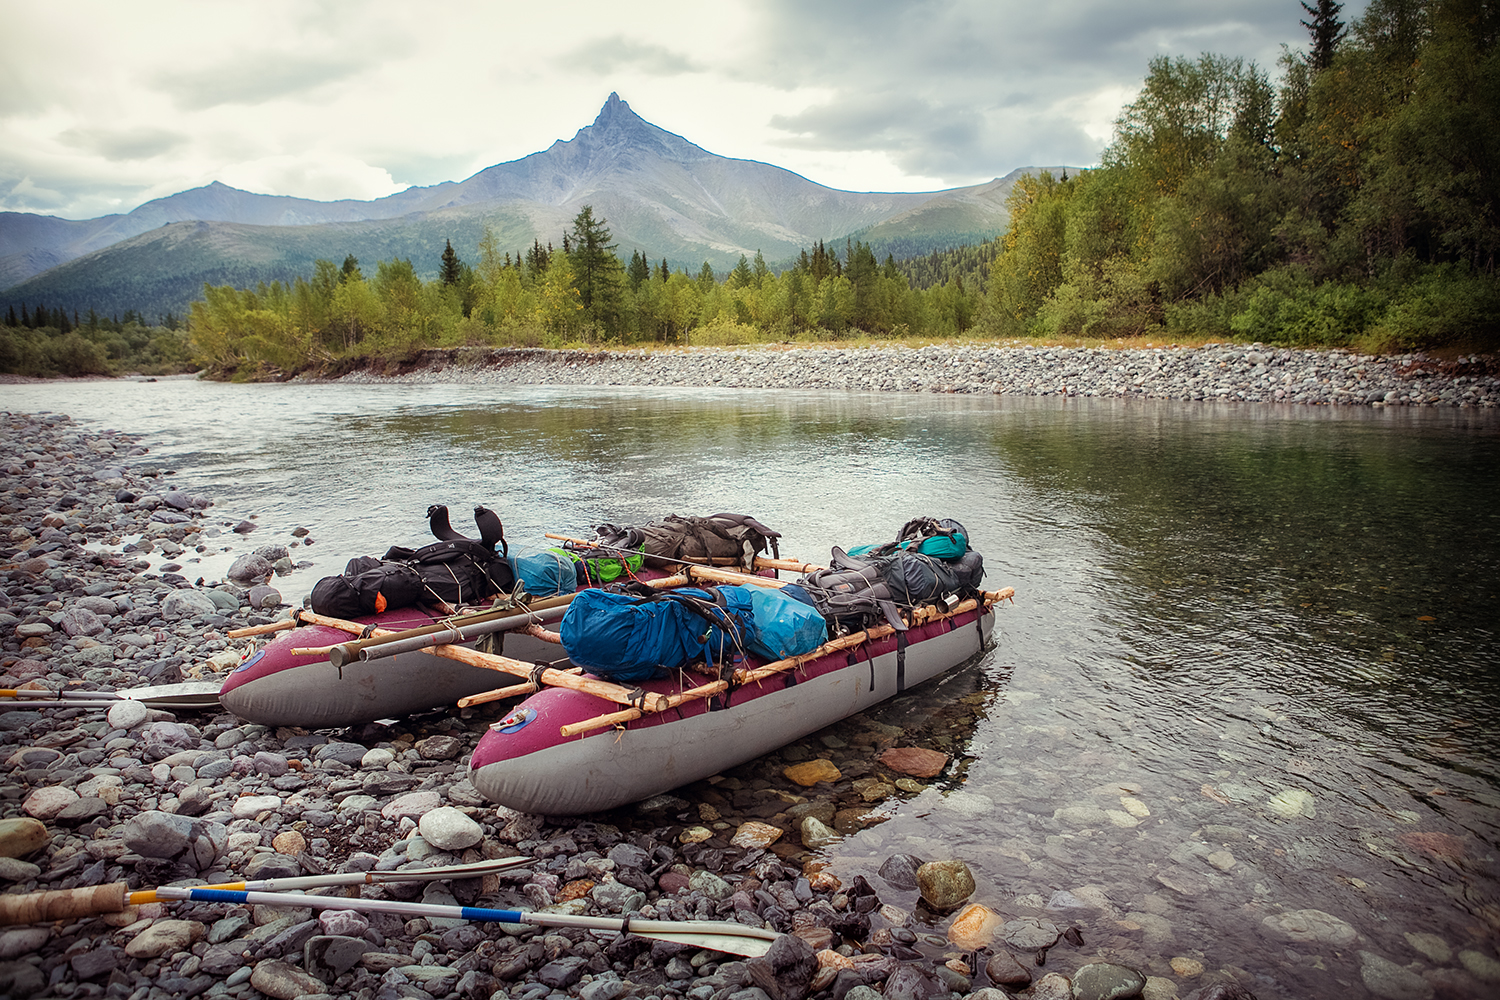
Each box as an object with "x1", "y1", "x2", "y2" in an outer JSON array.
[
  {"x1": 0, "y1": 681, "x2": 222, "y2": 712},
  {"x1": 154, "y1": 887, "x2": 782, "y2": 957},
  {"x1": 0, "y1": 858, "x2": 532, "y2": 925}
]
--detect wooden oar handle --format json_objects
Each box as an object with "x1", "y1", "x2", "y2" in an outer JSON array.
[{"x1": 0, "y1": 883, "x2": 127, "y2": 926}]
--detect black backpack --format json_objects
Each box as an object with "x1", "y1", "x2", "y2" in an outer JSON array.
[{"x1": 309, "y1": 505, "x2": 514, "y2": 616}]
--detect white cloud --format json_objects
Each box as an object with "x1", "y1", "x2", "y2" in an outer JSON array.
[{"x1": 218, "y1": 154, "x2": 402, "y2": 203}]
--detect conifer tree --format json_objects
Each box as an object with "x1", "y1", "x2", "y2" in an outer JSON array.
[
  {"x1": 567, "y1": 206, "x2": 620, "y2": 311},
  {"x1": 440, "y1": 240, "x2": 462, "y2": 286},
  {"x1": 1301, "y1": 0, "x2": 1345, "y2": 70}
]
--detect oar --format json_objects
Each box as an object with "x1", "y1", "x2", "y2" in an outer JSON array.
[
  {"x1": 0, "y1": 858, "x2": 534, "y2": 926},
  {"x1": 328, "y1": 602, "x2": 575, "y2": 666},
  {"x1": 153, "y1": 887, "x2": 780, "y2": 957},
  {"x1": 0, "y1": 681, "x2": 221, "y2": 711}
]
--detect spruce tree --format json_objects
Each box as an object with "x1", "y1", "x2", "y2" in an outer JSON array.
[
  {"x1": 1301, "y1": 0, "x2": 1345, "y2": 70},
  {"x1": 440, "y1": 239, "x2": 462, "y2": 286},
  {"x1": 567, "y1": 206, "x2": 620, "y2": 310}
]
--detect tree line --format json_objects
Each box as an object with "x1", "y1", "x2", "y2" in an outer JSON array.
[
  {"x1": 0, "y1": 305, "x2": 191, "y2": 377},
  {"x1": 185, "y1": 210, "x2": 987, "y2": 378}
]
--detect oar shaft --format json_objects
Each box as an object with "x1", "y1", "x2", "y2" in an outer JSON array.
[
  {"x1": 353, "y1": 604, "x2": 571, "y2": 664},
  {"x1": 154, "y1": 888, "x2": 779, "y2": 956}
]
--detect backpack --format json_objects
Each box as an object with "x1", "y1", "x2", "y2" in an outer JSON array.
[
  {"x1": 382, "y1": 537, "x2": 514, "y2": 607},
  {"x1": 559, "y1": 586, "x2": 750, "y2": 682},
  {"x1": 309, "y1": 556, "x2": 425, "y2": 618},
  {"x1": 593, "y1": 513, "x2": 782, "y2": 569},
  {"x1": 794, "y1": 517, "x2": 986, "y2": 631},
  {"x1": 308, "y1": 504, "x2": 514, "y2": 616},
  {"x1": 547, "y1": 543, "x2": 646, "y2": 587}
]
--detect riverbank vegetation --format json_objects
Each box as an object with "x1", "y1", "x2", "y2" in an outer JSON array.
[
  {"x1": 3, "y1": 0, "x2": 1494, "y2": 380},
  {"x1": 991, "y1": 0, "x2": 1500, "y2": 353},
  {"x1": 0, "y1": 307, "x2": 192, "y2": 378}
]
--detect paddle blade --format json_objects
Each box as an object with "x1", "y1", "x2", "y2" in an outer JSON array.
[{"x1": 634, "y1": 928, "x2": 775, "y2": 958}]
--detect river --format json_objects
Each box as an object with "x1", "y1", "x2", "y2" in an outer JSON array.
[{"x1": 6, "y1": 376, "x2": 1499, "y2": 997}]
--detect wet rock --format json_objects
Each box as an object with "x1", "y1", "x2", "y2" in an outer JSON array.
[
  {"x1": 877, "y1": 854, "x2": 924, "y2": 890},
  {"x1": 732, "y1": 820, "x2": 785, "y2": 848},
  {"x1": 877, "y1": 746, "x2": 948, "y2": 777},
  {"x1": 1031, "y1": 972, "x2": 1074, "y2": 1000},
  {"x1": 800, "y1": 815, "x2": 839, "y2": 849},
  {"x1": 947, "y1": 903, "x2": 1003, "y2": 949},
  {"x1": 1072, "y1": 961, "x2": 1147, "y2": 1000},
  {"x1": 784, "y1": 759, "x2": 841, "y2": 786},
  {"x1": 746, "y1": 931, "x2": 817, "y2": 1000},
  {"x1": 1356, "y1": 951, "x2": 1432, "y2": 1000},
  {"x1": 1266, "y1": 788, "x2": 1316, "y2": 819},
  {"x1": 916, "y1": 859, "x2": 975, "y2": 911},
  {"x1": 884, "y1": 964, "x2": 933, "y2": 1000},
  {"x1": 985, "y1": 950, "x2": 1032, "y2": 986},
  {"x1": 1258, "y1": 908, "x2": 1357, "y2": 948},
  {"x1": 1183, "y1": 985, "x2": 1260, "y2": 1000},
  {"x1": 1458, "y1": 949, "x2": 1500, "y2": 981},
  {"x1": 226, "y1": 553, "x2": 271, "y2": 584},
  {"x1": 1001, "y1": 916, "x2": 1061, "y2": 951}
]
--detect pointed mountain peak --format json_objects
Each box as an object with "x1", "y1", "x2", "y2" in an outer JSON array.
[{"x1": 592, "y1": 92, "x2": 640, "y2": 129}]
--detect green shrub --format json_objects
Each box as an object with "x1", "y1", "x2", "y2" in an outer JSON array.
[
  {"x1": 1229, "y1": 267, "x2": 1383, "y2": 347},
  {"x1": 1366, "y1": 264, "x2": 1500, "y2": 351}
]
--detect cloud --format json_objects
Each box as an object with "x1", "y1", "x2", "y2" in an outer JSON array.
[
  {"x1": 567, "y1": 35, "x2": 705, "y2": 76},
  {"x1": 218, "y1": 153, "x2": 402, "y2": 202},
  {"x1": 153, "y1": 54, "x2": 366, "y2": 111},
  {"x1": 739, "y1": 0, "x2": 1331, "y2": 181},
  {"x1": 58, "y1": 126, "x2": 187, "y2": 162}
]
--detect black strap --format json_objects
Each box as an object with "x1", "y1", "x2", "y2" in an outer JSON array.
[{"x1": 529, "y1": 662, "x2": 550, "y2": 688}]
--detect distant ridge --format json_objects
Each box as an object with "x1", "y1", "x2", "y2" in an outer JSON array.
[{"x1": 0, "y1": 94, "x2": 1068, "y2": 319}]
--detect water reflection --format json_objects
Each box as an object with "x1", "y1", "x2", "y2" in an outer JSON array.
[{"x1": 6, "y1": 380, "x2": 1499, "y2": 996}]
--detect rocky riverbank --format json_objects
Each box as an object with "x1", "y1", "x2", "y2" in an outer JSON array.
[
  {"x1": 0, "y1": 410, "x2": 1343, "y2": 1000},
  {"x1": 325, "y1": 343, "x2": 1500, "y2": 409}
]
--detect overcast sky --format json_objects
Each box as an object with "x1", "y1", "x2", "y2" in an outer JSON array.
[{"x1": 1, "y1": 0, "x2": 1364, "y2": 220}]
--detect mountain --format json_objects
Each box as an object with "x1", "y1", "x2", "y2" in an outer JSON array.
[{"x1": 0, "y1": 94, "x2": 1054, "y2": 320}]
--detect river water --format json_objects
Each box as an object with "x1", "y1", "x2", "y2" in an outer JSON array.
[{"x1": 7, "y1": 377, "x2": 1499, "y2": 997}]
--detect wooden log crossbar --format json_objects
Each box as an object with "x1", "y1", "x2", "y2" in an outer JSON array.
[{"x1": 556, "y1": 586, "x2": 1015, "y2": 738}]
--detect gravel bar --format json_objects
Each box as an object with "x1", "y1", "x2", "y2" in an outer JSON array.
[{"x1": 327, "y1": 343, "x2": 1500, "y2": 409}]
